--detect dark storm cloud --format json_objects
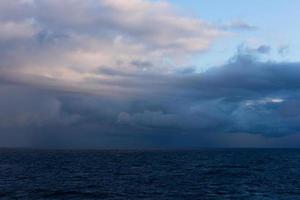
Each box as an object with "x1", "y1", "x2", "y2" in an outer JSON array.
[
  {"x1": 2, "y1": 52, "x2": 300, "y2": 148},
  {"x1": 63, "y1": 55, "x2": 300, "y2": 138}
]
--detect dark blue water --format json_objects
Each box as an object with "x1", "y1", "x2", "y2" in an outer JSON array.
[{"x1": 1, "y1": 149, "x2": 300, "y2": 199}]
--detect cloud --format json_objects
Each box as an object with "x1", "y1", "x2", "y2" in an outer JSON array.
[
  {"x1": 0, "y1": 19, "x2": 39, "y2": 40},
  {"x1": 1, "y1": 0, "x2": 300, "y2": 148},
  {"x1": 0, "y1": 85, "x2": 81, "y2": 127},
  {"x1": 0, "y1": 0, "x2": 222, "y2": 84},
  {"x1": 2, "y1": 51, "x2": 300, "y2": 148},
  {"x1": 118, "y1": 111, "x2": 180, "y2": 128},
  {"x1": 237, "y1": 44, "x2": 271, "y2": 56},
  {"x1": 256, "y1": 45, "x2": 271, "y2": 54},
  {"x1": 221, "y1": 20, "x2": 258, "y2": 31},
  {"x1": 278, "y1": 45, "x2": 290, "y2": 56}
]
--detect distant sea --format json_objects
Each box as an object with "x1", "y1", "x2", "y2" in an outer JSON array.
[{"x1": 1, "y1": 149, "x2": 300, "y2": 199}]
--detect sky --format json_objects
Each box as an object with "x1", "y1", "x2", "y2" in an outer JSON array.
[{"x1": 0, "y1": 0, "x2": 300, "y2": 149}]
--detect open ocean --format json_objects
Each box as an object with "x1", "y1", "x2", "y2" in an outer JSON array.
[{"x1": 1, "y1": 149, "x2": 300, "y2": 199}]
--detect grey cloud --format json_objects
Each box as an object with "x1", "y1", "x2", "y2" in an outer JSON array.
[
  {"x1": 102, "y1": 55, "x2": 300, "y2": 137},
  {"x1": 237, "y1": 44, "x2": 271, "y2": 56},
  {"x1": 256, "y1": 45, "x2": 271, "y2": 54},
  {"x1": 0, "y1": 85, "x2": 81, "y2": 128},
  {"x1": 131, "y1": 60, "x2": 153, "y2": 70},
  {"x1": 95, "y1": 67, "x2": 128, "y2": 77},
  {"x1": 176, "y1": 67, "x2": 197, "y2": 75},
  {"x1": 117, "y1": 111, "x2": 180, "y2": 129},
  {"x1": 278, "y1": 45, "x2": 289, "y2": 56},
  {"x1": 9, "y1": 53, "x2": 300, "y2": 137},
  {"x1": 221, "y1": 20, "x2": 258, "y2": 31},
  {"x1": 2, "y1": 53, "x2": 300, "y2": 148}
]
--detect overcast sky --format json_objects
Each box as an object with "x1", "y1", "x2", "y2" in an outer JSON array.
[{"x1": 0, "y1": 0, "x2": 300, "y2": 148}]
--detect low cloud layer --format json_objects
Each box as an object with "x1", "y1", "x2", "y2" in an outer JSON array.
[
  {"x1": 0, "y1": 0, "x2": 300, "y2": 148},
  {"x1": 2, "y1": 53, "x2": 300, "y2": 148}
]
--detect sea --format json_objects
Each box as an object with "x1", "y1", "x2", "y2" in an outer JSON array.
[{"x1": 0, "y1": 149, "x2": 300, "y2": 199}]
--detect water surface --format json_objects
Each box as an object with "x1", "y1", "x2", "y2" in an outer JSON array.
[{"x1": 1, "y1": 149, "x2": 300, "y2": 199}]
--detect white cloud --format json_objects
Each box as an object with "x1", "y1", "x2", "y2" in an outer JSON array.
[{"x1": 0, "y1": 0, "x2": 223, "y2": 95}]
